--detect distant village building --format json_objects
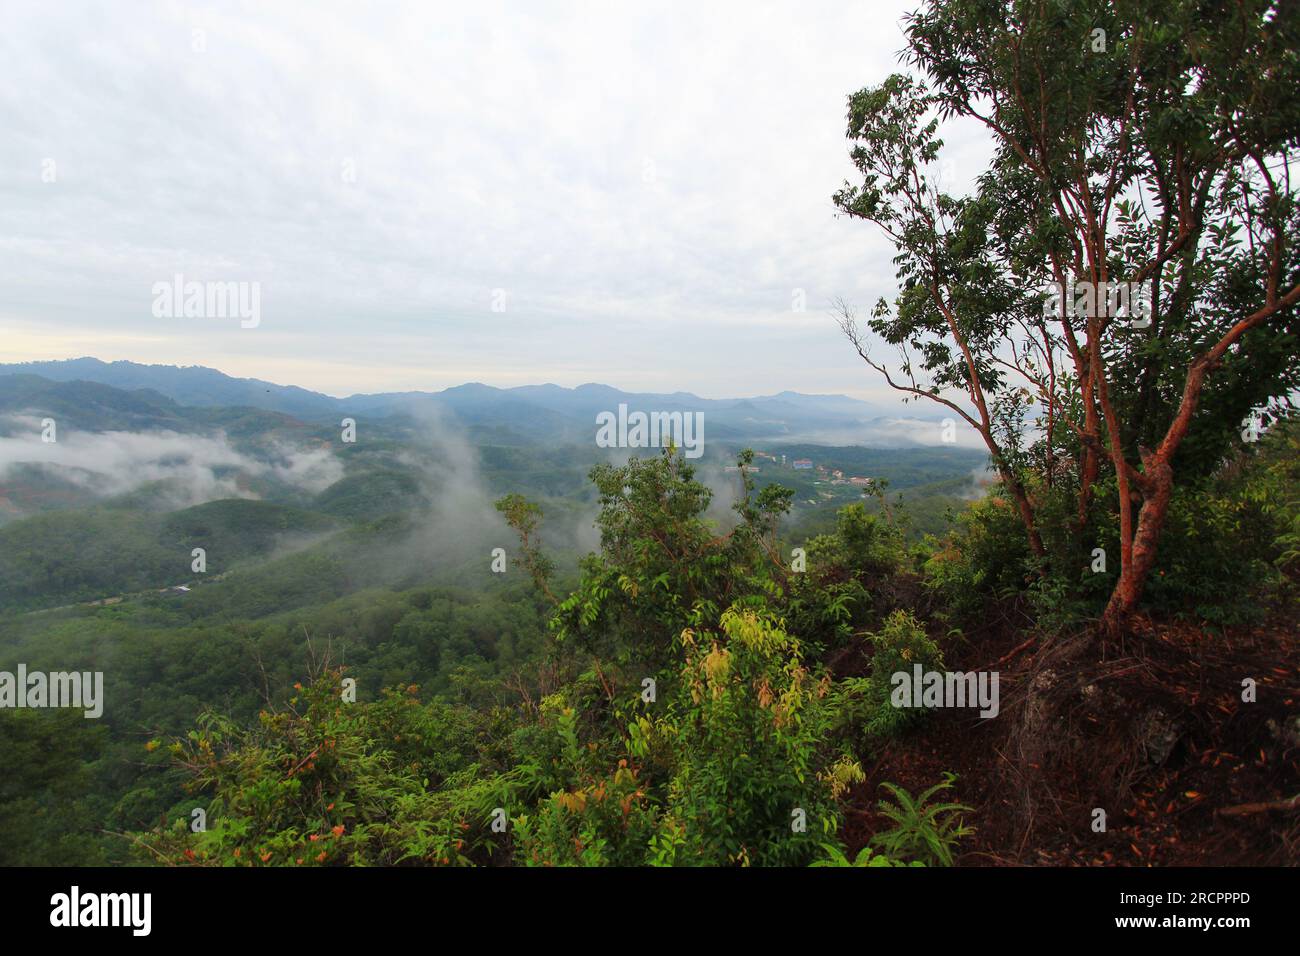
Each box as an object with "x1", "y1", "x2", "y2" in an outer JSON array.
[
  {"x1": 792, "y1": 459, "x2": 813, "y2": 470},
  {"x1": 849, "y1": 476, "x2": 872, "y2": 486}
]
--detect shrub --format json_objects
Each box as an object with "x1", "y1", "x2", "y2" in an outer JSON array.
[
  {"x1": 869, "y1": 772, "x2": 974, "y2": 867},
  {"x1": 860, "y1": 609, "x2": 944, "y2": 739},
  {"x1": 810, "y1": 843, "x2": 923, "y2": 867},
  {"x1": 652, "y1": 606, "x2": 860, "y2": 866}
]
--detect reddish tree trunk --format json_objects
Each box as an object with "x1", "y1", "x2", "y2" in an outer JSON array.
[{"x1": 1101, "y1": 451, "x2": 1173, "y2": 633}]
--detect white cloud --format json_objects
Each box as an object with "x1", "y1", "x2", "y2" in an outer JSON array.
[
  {"x1": 0, "y1": 0, "x2": 993, "y2": 399},
  {"x1": 0, "y1": 415, "x2": 343, "y2": 506}
]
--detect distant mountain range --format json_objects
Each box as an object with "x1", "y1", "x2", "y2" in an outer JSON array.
[{"x1": 0, "y1": 358, "x2": 951, "y2": 447}]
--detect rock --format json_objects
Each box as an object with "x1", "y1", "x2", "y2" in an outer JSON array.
[{"x1": 1137, "y1": 708, "x2": 1180, "y2": 765}]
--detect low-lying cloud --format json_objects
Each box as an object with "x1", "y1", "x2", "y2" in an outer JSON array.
[{"x1": 0, "y1": 413, "x2": 343, "y2": 508}]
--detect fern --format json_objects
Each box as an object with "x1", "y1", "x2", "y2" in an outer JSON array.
[
  {"x1": 810, "y1": 842, "x2": 923, "y2": 867},
  {"x1": 869, "y1": 772, "x2": 974, "y2": 866}
]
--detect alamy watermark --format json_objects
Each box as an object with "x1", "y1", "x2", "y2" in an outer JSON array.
[
  {"x1": 595, "y1": 403, "x2": 704, "y2": 459},
  {"x1": 0, "y1": 665, "x2": 103, "y2": 718},
  {"x1": 890, "y1": 665, "x2": 1000, "y2": 718},
  {"x1": 151, "y1": 273, "x2": 261, "y2": 328},
  {"x1": 1040, "y1": 279, "x2": 1152, "y2": 328},
  {"x1": 50, "y1": 886, "x2": 150, "y2": 936}
]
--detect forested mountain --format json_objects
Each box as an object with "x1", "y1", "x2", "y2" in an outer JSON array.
[
  {"x1": 0, "y1": 359, "x2": 923, "y2": 444},
  {"x1": 0, "y1": 359, "x2": 341, "y2": 420}
]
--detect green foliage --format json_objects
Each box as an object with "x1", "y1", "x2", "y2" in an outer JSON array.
[
  {"x1": 649, "y1": 607, "x2": 855, "y2": 866},
  {"x1": 0, "y1": 710, "x2": 107, "y2": 865},
  {"x1": 783, "y1": 502, "x2": 914, "y2": 658},
  {"x1": 921, "y1": 493, "x2": 1032, "y2": 624},
  {"x1": 836, "y1": 0, "x2": 1300, "y2": 627},
  {"x1": 920, "y1": 422, "x2": 1300, "y2": 629},
  {"x1": 810, "y1": 843, "x2": 922, "y2": 867},
  {"x1": 146, "y1": 673, "x2": 534, "y2": 866},
  {"x1": 550, "y1": 448, "x2": 788, "y2": 668},
  {"x1": 116, "y1": 447, "x2": 937, "y2": 867},
  {"x1": 870, "y1": 772, "x2": 974, "y2": 867},
  {"x1": 1244, "y1": 420, "x2": 1300, "y2": 579},
  {"x1": 860, "y1": 609, "x2": 945, "y2": 739},
  {"x1": 495, "y1": 493, "x2": 557, "y2": 601},
  {"x1": 0, "y1": 500, "x2": 338, "y2": 612},
  {"x1": 314, "y1": 470, "x2": 423, "y2": 521}
]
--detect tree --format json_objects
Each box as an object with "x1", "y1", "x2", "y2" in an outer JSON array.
[{"x1": 835, "y1": 0, "x2": 1300, "y2": 631}]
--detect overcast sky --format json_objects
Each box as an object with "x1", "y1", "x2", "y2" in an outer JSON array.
[{"x1": 0, "y1": 0, "x2": 991, "y2": 400}]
